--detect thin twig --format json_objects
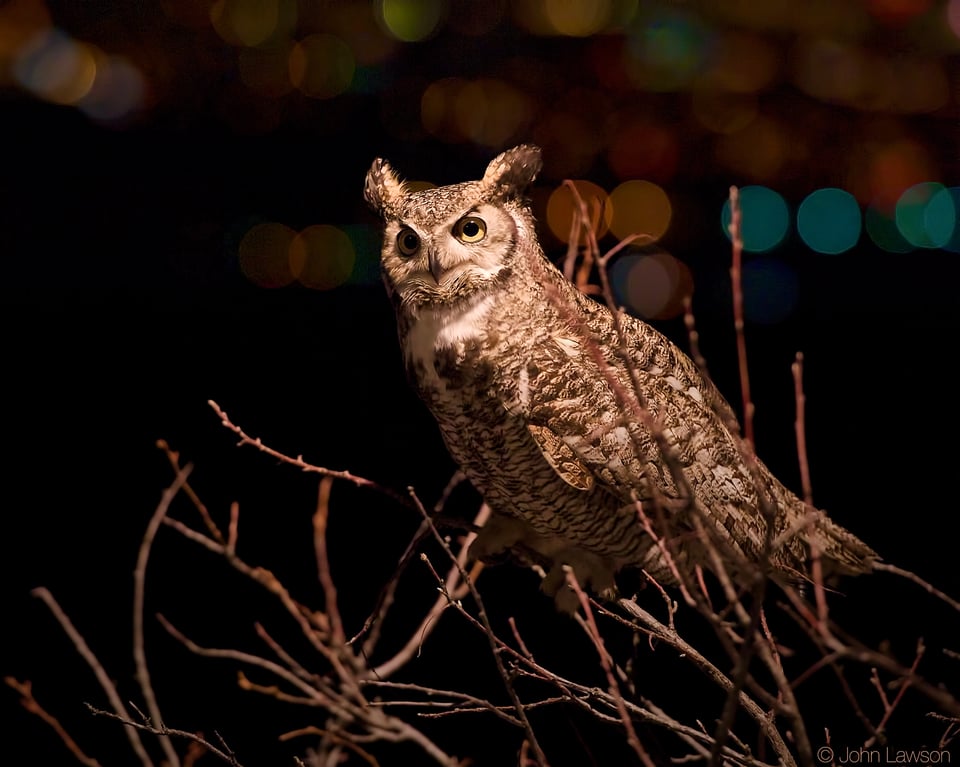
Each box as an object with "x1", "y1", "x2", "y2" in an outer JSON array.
[
  {"x1": 5, "y1": 677, "x2": 103, "y2": 767},
  {"x1": 410, "y1": 490, "x2": 551, "y2": 767},
  {"x1": 134, "y1": 466, "x2": 192, "y2": 767},
  {"x1": 31, "y1": 589, "x2": 154, "y2": 767},
  {"x1": 314, "y1": 477, "x2": 345, "y2": 645},
  {"x1": 208, "y1": 400, "x2": 412, "y2": 508},
  {"x1": 86, "y1": 705, "x2": 242, "y2": 767},
  {"x1": 565, "y1": 569, "x2": 654, "y2": 767},
  {"x1": 726, "y1": 185, "x2": 754, "y2": 448}
]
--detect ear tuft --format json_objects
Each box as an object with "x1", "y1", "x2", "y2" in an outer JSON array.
[
  {"x1": 364, "y1": 158, "x2": 407, "y2": 218},
  {"x1": 479, "y1": 144, "x2": 543, "y2": 200}
]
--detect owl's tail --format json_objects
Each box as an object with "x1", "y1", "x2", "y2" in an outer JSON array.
[{"x1": 809, "y1": 512, "x2": 879, "y2": 579}]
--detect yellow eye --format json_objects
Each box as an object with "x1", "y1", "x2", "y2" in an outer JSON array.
[
  {"x1": 453, "y1": 216, "x2": 487, "y2": 244},
  {"x1": 396, "y1": 227, "x2": 420, "y2": 257}
]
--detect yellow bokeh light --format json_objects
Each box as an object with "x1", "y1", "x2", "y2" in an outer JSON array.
[
  {"x1": 453, "y1": 79, "x2": 532, "y2": 147},
  {"x1": 546, "y1": 181, "x2": 611, "y2": 243},
  {"x1": 238, "y1": 222, "x2": 298, "y2": 288},
  {"x1": 0, "y1": 0, "x2": 52, "y2": 67},
  {"x1": 210, "y1": 0, "x2": 285, "y2": 47},
  {"x1": 707, "y1": 31, "x2": 779, "y2": 93},
  {"x1": 608, "y1": 180, "x2": 672, "y2": 243},
  {"x1": 543, "y1": 0, "x2": 612, "y2": 36},
  {"x1": 290, "y1": 225, "x2": 355, "y2": 290},
  {"x1": 421, "y1": 77, "x2": 465, "y2": 141},
  {"x1": 377, "y1": 0, "x2": 445, "y2": 42},
  {"x1": 288, "y1": 34, "x2": 354, "y2": 99}
]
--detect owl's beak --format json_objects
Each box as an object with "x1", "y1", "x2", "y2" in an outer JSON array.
[{"x1": 428, "y1": 250, "x2": 444, "y2": 283}]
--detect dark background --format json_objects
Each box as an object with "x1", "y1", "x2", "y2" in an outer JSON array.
[{"x1": 4, "y1": 1, "x2": 960, "y2": 764}]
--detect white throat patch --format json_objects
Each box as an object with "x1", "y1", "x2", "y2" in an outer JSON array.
[{"x1": 405, "y1": 295, "x2": 495, "y2": 382}]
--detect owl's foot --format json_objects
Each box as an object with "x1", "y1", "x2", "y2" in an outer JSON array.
[
  {"x1": 541, "y1": 549, "x2": 617, "y2": 614},
  {"x1": 469, "y1": 513, "x2": 531, "y2": 563}
]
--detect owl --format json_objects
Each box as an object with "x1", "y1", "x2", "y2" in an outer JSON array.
[{"x1": 364, "y1": 144, "x2": 877, "y2": 610}]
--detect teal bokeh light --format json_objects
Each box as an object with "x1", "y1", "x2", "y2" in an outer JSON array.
[
  {"x1": 925, "y1": 186, "x2": 960, "y2": 252},
  {"x1": 896, "y1": 182, "x2": 949, "y2": 249},
  {"x1": 721, "y1": 186, "x2": 790, "y2": 253},
  {"x1": 796, "y1": 188, "x2": 861, "y2": 254}
]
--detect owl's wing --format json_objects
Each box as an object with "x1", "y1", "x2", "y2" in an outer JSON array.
[
  {"x1": 521, "y1": 306, "x2": 746, "y2": 504},
  {"x1": 526, "y1": 424, "x2": 595, "y2": 490}
]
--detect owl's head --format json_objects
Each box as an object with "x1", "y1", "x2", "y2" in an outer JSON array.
[{"x1": 364, "y1": 145, "x2": 543, "y2": 313}]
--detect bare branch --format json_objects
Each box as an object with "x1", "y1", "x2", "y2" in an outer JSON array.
[
  {"x1": 208, "y1": 400, "x2": 412, "y2": 508},
  {"x1": 5, "y1": 677, "x2": 103, "y2": 767},
  {"x1": 134, "y1": 465, "x2": 192, "y2": 767},
  {"x1": 86, "y1": 705, "x2": 242, "y2": 767},
  {"x1": 32, "y1": 587, "x2": 154, "y2": 767}
]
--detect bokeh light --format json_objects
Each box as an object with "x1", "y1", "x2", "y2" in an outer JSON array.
[
  {"x1": 949, "y1": 0, "x2": 960, "y2": 38},
  {"x1": 742, "y1": 257, "x2": 799, "y2": 324},
  {"x1": 290, "y1": 225, "x2": 356, "y2": 290},
  {"x1": 377, "y1": 0, "x2": 445, "y2": 42},
  {"x1": 721, "y1": 186, "x2": 790, "y2": 253},
  {"x1": 288, "y1": 34, "x2": 354, "y2": 99},
  {"x1": 895, "y1": 182, "x2": 950, "y2": 248},
  {"x1": 608, "y1": 180, "x2": 672, "y2": 242},
  {"x1": 867, "y1": 0, "x2": 932, "y2": 26},
  {"x1": 624, "y1": 9, "x2": 711, "y2": 91},
  {"x1": 796, "y1": 188, "x2": 861, "y2": 254},
  {"x1": 543, "y1": 0, "x2": 614, "y2": 36},
  {"x1": 926, "y1": 187, "x2": 960, "y2": 252},
  {"x1": 856, "y1": 138, "x2": 935, "y2": 209},
  {"x1": 14, "y1": 29, "x2": 97, "y2": 105},
  {"x1": 704, "y1": 31, "x2": 779, "y2": 93},
  {"x1": 610, "y1": 251, "x2": 692, "y2": 320},
  {"x1": 865, "y1": 202, "x2": 913, "y2": 253},
  {"x1": 78, "y1": 53, "x2": 146, "y2": 124},
  {"x1": 422, "y1": 77, "x2": 531, "y2": 147},
  {"x1": 511, "y1": 0, "x2": 635, "y2": 35},
  {"x1": 238, "y1": 222, "x2": 299, "y2": 288},
  {"x1": 210, "y1": 0, "x2": 296, "y2": 47},
  {"x1": 545, "y1": 181, "x2": 611, "y2": 243},
  {"x1": 342, "y1": 225, "x2": 383, "y2": 285},
  {"x1": 325, "y1": 4, "x2": 396, "y2": 67}
]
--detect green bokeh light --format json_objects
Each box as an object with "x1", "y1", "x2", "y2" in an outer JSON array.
[
  {"x1": 865, "y1": 204, "x2": 912, "y2": 253},
  {"x1": 797, "y1": 188, "x2": 861, "y2": 254},
  {"x1": 721, "y1": 186, "x2": 790, "y2": 253}
]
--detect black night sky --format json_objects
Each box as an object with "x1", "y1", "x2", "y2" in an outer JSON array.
[{"x1": 4, "y1": 2, "x2": 960, "y2": 765}]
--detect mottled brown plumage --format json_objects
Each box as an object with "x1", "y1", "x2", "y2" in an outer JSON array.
[{"x1": 364, "y1": 145, "x2": 876, "y2": 609}]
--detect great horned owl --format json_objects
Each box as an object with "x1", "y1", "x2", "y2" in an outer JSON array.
[{"x1": 364, "y1": 144, "x2": 876, "y2": 610}]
